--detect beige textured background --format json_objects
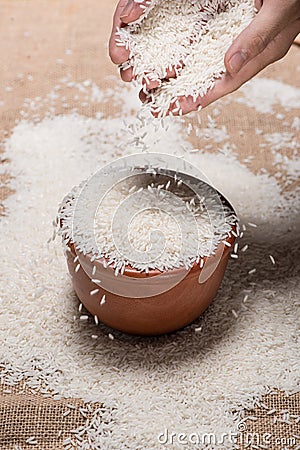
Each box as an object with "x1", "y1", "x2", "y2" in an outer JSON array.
[{"x1": 0, "y1": 1, "x2": 299, "y2": 449}]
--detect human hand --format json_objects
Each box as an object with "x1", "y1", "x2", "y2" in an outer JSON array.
[
  {"x1": 165, "y1": 0, "x2": 300, "y2": 115},
  {"x1": 109, "y1": 0, "x2": 163, "y2": 89},
  {"x1": 109, "y1": 0, "x2": 300, "y2": 116}
]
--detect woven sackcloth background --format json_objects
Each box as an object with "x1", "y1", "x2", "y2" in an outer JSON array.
[{"x1": 0, "y1": 1, "x2": 299, "y2": 449}]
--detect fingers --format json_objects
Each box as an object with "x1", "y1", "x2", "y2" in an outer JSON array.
[
  {"x1": 184, "y1": 19, "x2": 300, "y2": 114},
  {"x1": 110, "y1": 1, "x2": 181, "y2": 87},
  {"x1": 225, "y1": 0, "x2": 293, "y2": 75},
  {"x1": 120, "y1": 67, "x2": 134, "y2": 82},
  {"x1": 110, "y1": 0, "x2": 153, "y2": 84},
  {"x1": 121, "y1": 65, "x2": 179, "y2": 87},
  {"x1": 142, "y1": 77, "x2": 161, "y2": 90},
  {"x1": 139, "y1": 90, "x2": 147, "y2": 103},
  {"x1": 109, "y1": 0, "x2": 130, "y2": 65},
  {"x1": 120, "y1": 0, "x2": 150, "y2": 24},
  {"x1": 164, "y1": 63, "x2": 182, "y2": 79},
  {"x1": 254, "y1": 0, "x2": 263, "y2": 11},
  {"x1": 140, "y1": 61, "x2": 184, "y2": 89},
  {"x1": 139, "y1": 19, "x2": 300, "y2": 117}
]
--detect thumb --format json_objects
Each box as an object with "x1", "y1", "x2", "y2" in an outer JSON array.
[
  {"x1": 120, "y1": 0, "x2": 150, "y2": 24},
  {"x1": 225, "y1": 2, "x2": 287, "y2": 74}
]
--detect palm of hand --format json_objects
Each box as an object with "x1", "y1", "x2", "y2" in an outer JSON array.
[{"x1": 110, "y1": 0, "x2": 300, "y2": 116}]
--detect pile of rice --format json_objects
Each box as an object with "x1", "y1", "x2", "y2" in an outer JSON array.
[
  {"x1": 118, "y1": 0, "x2": 255, "y2": 116},
  {"x1": 1, "y1": 74, "x2": 299, "y2": 448},
  {"x1": 58, "y1": 171, "x2": 237, "y2": 273}
]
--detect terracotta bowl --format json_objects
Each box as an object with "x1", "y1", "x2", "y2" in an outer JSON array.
[{"x1": 63, "y1": 189, "x2": 237, "y2": 336}]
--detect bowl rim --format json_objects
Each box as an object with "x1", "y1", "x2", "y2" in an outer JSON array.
[
  {"x1": 63, "y1": 177, "x2": 238, "y2": 279},
  {"x1": 68, "y1": 227, "x2": 236, "y2": 279}
]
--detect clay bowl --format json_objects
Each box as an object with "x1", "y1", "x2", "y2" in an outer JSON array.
[{"x1": 63, "y1": 176, "x2": 237, "y2": 336}]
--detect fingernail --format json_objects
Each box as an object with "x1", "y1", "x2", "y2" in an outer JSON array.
[
  {"x1": 228, "y1": 51, "x2": 247, "y2": 74},
  {"x1": 120, "y1": 0, "x2": 134, "y2": 19}
]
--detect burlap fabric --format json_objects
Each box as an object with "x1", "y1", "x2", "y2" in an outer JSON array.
[
  {"x1": 0, "y1": 1, "x2": 299, "y2": 449},
  {"x1": 0, "y1": 384, "x2": 103, "y2": 450},
  {"x1": 238, "y1": 392, "x2": 300, "y2": 450}
]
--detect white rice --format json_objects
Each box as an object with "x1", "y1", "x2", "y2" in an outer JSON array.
[
  {"x1": 118, "y1": 0, "x2": 255, "y2": 115},
  {"x1": 90, "y1": 289, "x2": 100, "y2": 296},
  {"x1": 0, "y1": 75, "x2": 299, "y2": 449},
  {"x1": 58, "y1": 172, "x2": 237, "y2": 273},
  {"x1": 269, "y1": 254, "x2": 276, "y2": 265}
]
